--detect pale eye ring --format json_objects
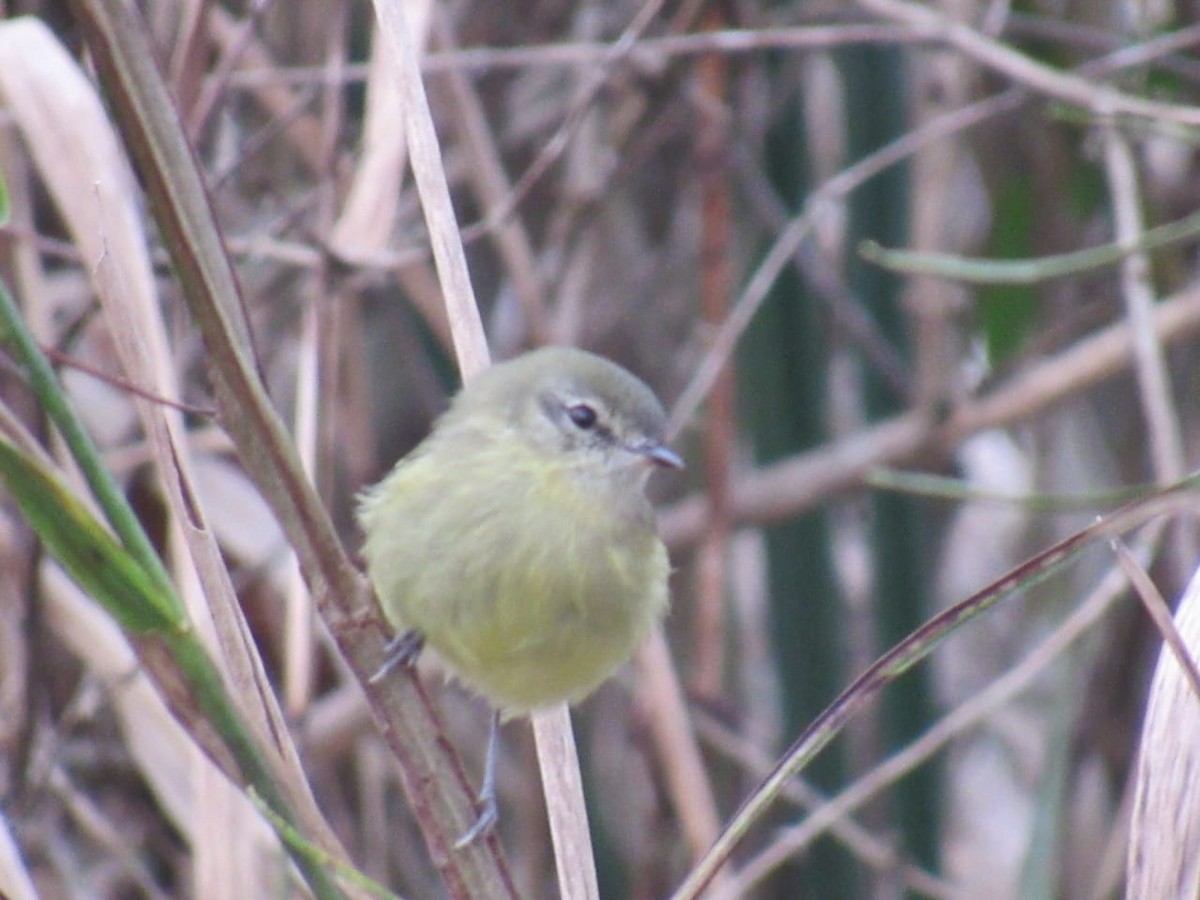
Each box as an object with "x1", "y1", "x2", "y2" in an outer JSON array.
[{"x1": 566, "y1": 403, "x2": 598, "y2": 430}]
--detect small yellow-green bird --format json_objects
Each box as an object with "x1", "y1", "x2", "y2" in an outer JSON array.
[{"x1": 358, "y1": 346, "x2": 681, "y2": 843}]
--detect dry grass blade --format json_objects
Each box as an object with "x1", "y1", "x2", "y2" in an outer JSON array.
[
  {"x1": 328, "y1": 8, "x2": 428, "y2": 263},
  {"x1": 1, "y1": 15, "x2": 324, "y2": 713},
  {"x1": 327, "y1": 7, "x2": 454, "y2": 351},
  {"x1": 369, "y1": 0, "x2": 487, "y2": 378},
  {"x1": 635, "y1": 630, "x2": 724, "y2": 864},
  {"x1": 39, "y1": 565, "x2": 280, "y2": 878},
  {"x1": 1114, "y1": 540, "x2": 1200, "y2": 701},
  {"x1": 529, "y1": 711, "x2": 600, "y2": 900},
  {"x1": 429, "y1": 9, "x2": 548, "y2": 344},
  {"x1": 1127, "y1": 564, "x2": 1200, "y2": 898},
  {"x1": 0, "y1": 805, "x2": 37, "y2": 900},
  {"x1": 0, "y1": 19, "x2": 323, "y2": 896}
]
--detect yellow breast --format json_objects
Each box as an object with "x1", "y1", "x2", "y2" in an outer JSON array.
[{"x1": 359, "y1": 436, "x2": 670, "y2": 714}]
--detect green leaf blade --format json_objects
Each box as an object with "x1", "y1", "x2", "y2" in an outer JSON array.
[{"x1": 0, "y1": 437, "x2": 184, "y2": 632}]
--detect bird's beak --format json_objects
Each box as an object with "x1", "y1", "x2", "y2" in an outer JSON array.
[{"x1": 639, "y1": 442, "x2": 684, "y2": 470}]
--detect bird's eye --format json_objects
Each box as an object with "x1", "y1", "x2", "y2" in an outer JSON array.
[{"x1": 566, "y1": 403, "x2": 598, "y2": 430}]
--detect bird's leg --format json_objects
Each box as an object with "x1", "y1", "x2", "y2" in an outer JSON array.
[
  {"x1": 454, "y1": 709, "x2": 500, "y2": 848},
  {"x1": 369, "y1": 632, "x2": 500, "y2": 846},
  {"x1": 368, "y1": 629, "x2": 425, "y2": 683}
]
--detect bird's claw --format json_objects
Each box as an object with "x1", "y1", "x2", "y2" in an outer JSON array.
[
  {"x1": 454, "y1": 795, "x2": 498, "y2": 849},
  {"x1": 368, "y1": 630, "x2": 425, "y2": 683}
]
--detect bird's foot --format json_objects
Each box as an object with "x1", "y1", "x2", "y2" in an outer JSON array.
[
  {"x1": 453, "y1": 794, "x2": 498, "y2": 849},
  {"x1": 454, "y1": 710, "x2": 501, "y2": 849},
  {"x1": 368, "y1": 630, "x2": 425, "y2": 683}
]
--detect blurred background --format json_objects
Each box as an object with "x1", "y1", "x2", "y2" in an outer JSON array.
[{"x1": 4, "y1": 0, "x2": 1200, "y2": 897}]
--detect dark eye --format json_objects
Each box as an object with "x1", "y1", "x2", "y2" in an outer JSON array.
[{"x1": 566, "y1": 403, "x2": 598, "y2": 430}]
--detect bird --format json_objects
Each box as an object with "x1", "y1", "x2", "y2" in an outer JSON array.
[{"x1": 358, "y1": 345, "x2": 681, "y2": 844}]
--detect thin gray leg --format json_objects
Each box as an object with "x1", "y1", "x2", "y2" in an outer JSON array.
[
  {"x1": 455, "y1": 710, "x2": 500, "y2": 848},
  {"x1": 368, "y1": 630, "x2": 425, "y2": 683}
]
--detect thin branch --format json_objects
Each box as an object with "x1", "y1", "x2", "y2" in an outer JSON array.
[
  {"x1": 858, "y1": 0, "x2": 1200, "y2": 124},
  {"x1": 1100, "y1": 120, "x2": 1194, "y2": 583}
]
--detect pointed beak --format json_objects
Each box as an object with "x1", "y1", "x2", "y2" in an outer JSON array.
[{"x1": 638, "y1": 442, "x2": 684, "y2": 470}]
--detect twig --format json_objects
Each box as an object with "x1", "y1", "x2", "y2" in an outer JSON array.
[
  {"x1": 1100, "y1": 120, "x2": 1194, "y2": 583},
  {"x1": 859, "y1": 207, "x2": 1200, "y2": 284},
  {"x1": 857, "y1": 0, "x2": 1200, "y2": 124},
  {"x1": 458, "y1": 0, "x2": 669, "y2": 243},
  {"x1": 223, "y1": 25, "x2": 924, "y2": 87},
  {"x1": 1113, "y1": 540, "x2": 1200, "y2": 702}
]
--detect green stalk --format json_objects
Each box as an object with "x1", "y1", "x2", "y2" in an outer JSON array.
[
  {"x1": 0, "y1": 276, "x2": 346, "y2": 899},
  {"x1": 0, "y1": 277, "x2": 181, "y2": 621},
  {"x1": 860, "y1": 207, "x2": 1200, "y2": 284}
]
